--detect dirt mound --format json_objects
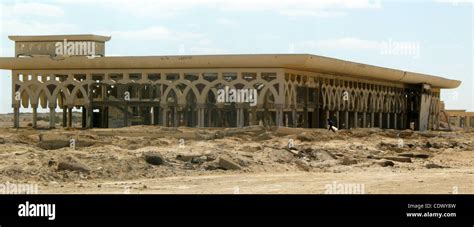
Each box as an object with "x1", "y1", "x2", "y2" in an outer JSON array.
[{"x1": 0, "y1": 126, "x2": 472, "y2": 185}]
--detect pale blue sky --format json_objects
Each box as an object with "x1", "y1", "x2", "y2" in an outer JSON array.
[{"x1": 0, "y1": 0, "x2": 472, "y2": 113}]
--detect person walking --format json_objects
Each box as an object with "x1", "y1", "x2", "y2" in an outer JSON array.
[{"x1": 327, "y1": 119, "x2": 336, "y2": 133}]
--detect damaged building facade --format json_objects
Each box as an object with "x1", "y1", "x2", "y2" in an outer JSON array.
[{"x1": 0, "y1": 35, "x2": 461, "y2": 131}]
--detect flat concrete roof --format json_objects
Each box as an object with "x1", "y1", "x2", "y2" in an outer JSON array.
[
  {"x1": 8, "y1": 34, "x2": 111, "y2": 42},
  {"x1": 0, "y1": 54, "x2": 461, "y2": 89}
]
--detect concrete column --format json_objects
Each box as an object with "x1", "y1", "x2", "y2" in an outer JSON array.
[
  {"x1": 173, "y1": 107, "x2": 178, "y2": 127},
  {"x1": 151, "y1": 107, "x2": 155, "y2": 125},
  {"x1": 326, "y1": 110, "x2": 330, "y2": 128},
  {"x1": 49, "y1": 107, "x2": 56, "y2": 128},
  {"x1": 336, "y1": 111, "x2": 340, "y2": 129},
  {"x1": 68, "y1": 107, "x2": 73, "y2": 127},
  {"x1": 201, "y1": 109, "x2": 205, "y2": 127},
  {"x1": 86, "y1": 106, "x2": 92, "y2": 128},
  {"x1": 345, "y1": 111, "x2": 349, "y2": 129},
  {"x1": 371, "y1": 112, "x2": 375, "y2": 128},
  {"x1": 393, "y1": 113, "x2": 398, "y2": 129},
  {"x1": 32, "y1": 107, "x2": 37, "y2": 128},
  {"x1": 82, "y1": 107, "x2": 86, "y2": 128},
  {"x1": 303, "y1": 108, "x2": 308, "y2": 128},
  {"x1": 379, "y1": 112, "x2": 383, "y2": 128},
  {"x1": 124, "y1": 105, "x2": 129, "y2": 127},
  {"x1": 197, "y1": 108, "x2": 204, "y2": 127},
  {"x1": 236, "y1": 108, "x2": 240, "y2": 128},
  {"x1": 354, "y1": 112, "x2": 358, "y2": 128},
  {"x1": 292, "y1": 110, "x2": 297, "y2": 127},
  {"x1": 362, "y1": 112, "x2": 366, "y2": 128},
  {"x1": 241, "y1": 108, "x2": 245, "y2": 127},
  {"x1": 387, "y1": 113, "x2": 390, "y2": 129},
  {"x1": 62, "y1": 107, "x2": 67, "y2": 127},
  {"x1": 314, "y1": 109, "x2": 320, "y2": 128},
  {"x1": 274, "y1": 110, "x2": 279, "y2": 127},
  {"x1": 251, "y1": 108, "x2": 257, "y2": 125},
  {"x1": 13, "y1": 107, "x2": 20, "y2": 128},
  {"x1": 280, "y1": 110, "x2": 284, "y2": 127},
  {"x1": 400, "y1": 114, "x2": 406, "y2": 129},
  {"x1": 162, "y1": 108, "x2": 168, "y2": 127}
]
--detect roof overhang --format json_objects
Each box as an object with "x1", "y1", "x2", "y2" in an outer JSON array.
[
  {"x1": 0, "y1": 54, "x2": 461, "y2": 89},
  {"x1": 8, "y1": 34, "x2": 111, "y2": 42}
]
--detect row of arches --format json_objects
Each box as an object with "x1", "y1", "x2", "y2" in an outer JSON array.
[{"x1": 11, "y1": 70, "x2": 441, "y2": 130}]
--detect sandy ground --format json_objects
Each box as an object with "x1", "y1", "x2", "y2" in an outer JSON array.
[
  {"x1": 41, "y1": 168, "x2": 474, "y2": 194},
  {"x1": 0, "y1": 113, "x2": 473, "y2": 194}
]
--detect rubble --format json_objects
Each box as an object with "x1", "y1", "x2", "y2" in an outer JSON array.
[
  {"x1": 341, "y1": 157, "x2": 358, "y2": 165},
  {"x1": 144, "y1": 152, "x2": 165, "y2": 165},
  {"x1": 57, "y1": 161, "x2": 91, "y2": 173},
  {"x1": 218, "y1": 157, "x2": 242, "y2": 170},
  {"x1": 377, "y1": 160, "x2": 395, "y2": 167},
  {"x1": 0, "y1": 123, "x2": 471, "y2": 190},
  {"x1": 383, "y1": 156, "x2": 412, "y2": 163}
]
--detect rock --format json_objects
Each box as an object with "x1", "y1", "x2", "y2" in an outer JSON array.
[
  {"x1": 241, "y1": 145, "x2": 262, "y2": 153},
  {"x1": 254, "y1": 132, "x2": 273, "y2": 141},
  {"x1": 48, "y1": 159, "x2": 57, "y2": 167},
  {"x1": 378, "y1": 160, "x2": 394, "y2": 167},
  {"x1": 414, "y1": 153, "x2": 430, "y2": 159},
  {"x1": 205, "y1": 154, "x2": 217, "y2": 161},
  {"x1": 399, "y1": 153, "x2": 430, "y2": 159},
  {"x1": 218, "y1": 157, "x2": 242, "y2": 170},
  {"x1": 285, "y1": 147, "x2": 300, "y2": 156},
  {"x1": 57, "y1": 161, "x2": 91, "y2": 173},
  {"x1": 37, "y1": 139, "x2": 95, "y2": 150},
  {"x1": 195, "y1": 131, "x2": 215, "y2": 140},
  {"x1": 190, "y1": 156, "x2": 207, "y2": 165},
  {"x1": 271, "y1": 149, "x2": 295, "y2": 162},
  {"x1": 316, "y1": 150, "x2": 337, "y2": 161},
  {"x1": 295, "y1": 159, "x2": 311, "y2": 171},
  {"x1": 214, "y1": 131, "x2": 225, "y2": 139},
  {"x1": 204, "y1": 162, "x2": 220, "y2": 171},
  {"x1": 176, "y1": 154, "x2": 201, "y2": 162},
  {"x1": 296, "y1": 132, "x2": 316, "y2": 142},
  {"x1": 383, "y1": 156, "x2": 412, "y2": 163},
  {"x1": 398, "y1": 153, "x2": 414, "y2": 158},
  {"x1": 0, "y1": 137, "x2": 5, "y2": 144},
  {"x1": 425, "y1": 163, "x2": 445, "y2": 169},
  {"x1": 37, "y1": 140, "x2": 70, "y2": 150},
  {"x1": 144, "y1": 152, "x2": 165, "y2": 165},
  {"x1": 341, "y1": 157, "x2": 358, "y2": 165},
  {"x1": 224, "y1": 126, "x2": 265, "y2": 136}
]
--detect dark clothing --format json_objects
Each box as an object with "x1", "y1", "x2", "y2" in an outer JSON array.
[{"x1": 327, "y1": 119, "x2": 336, "y2": 133}]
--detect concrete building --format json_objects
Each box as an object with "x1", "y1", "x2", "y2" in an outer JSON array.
[
  {"x1": 445, "y1": 110, "x2": 474, "y2": 129},
  {"x1": 0, "y1": 35, "x2": 462, "y2": 130}
]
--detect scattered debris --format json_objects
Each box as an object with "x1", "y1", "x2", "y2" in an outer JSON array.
[
  {"x1": 295, "y1": 159, "x2": 311, "y2": 171},
  {"x1": 144, "y1": 152, "x2": 165, "y2": 165},
  {"x1": 218, "y1": 157, "x2": 242, "y2": 170},
  {"x1": 383, "y1": 156, "x2": 412, "y2": 163},
  {"x1": 425, "y1": 163, "x2": 446, "y2": 169},
  {"x1": 341, "y1": 157, "x2": 358, "y2": 165},
  {"x1": 399, "y1": 153, "x2": 430, "y2": 159},
  {"x1": 377, "y1": 160, "x2": 395, "y2": 167},
  {"x1": 57, "y1": 161, "x2": 91, "y2": 173},
  {"x1": 254, "y1": 132, "x2": 273, "y2": 141}
]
